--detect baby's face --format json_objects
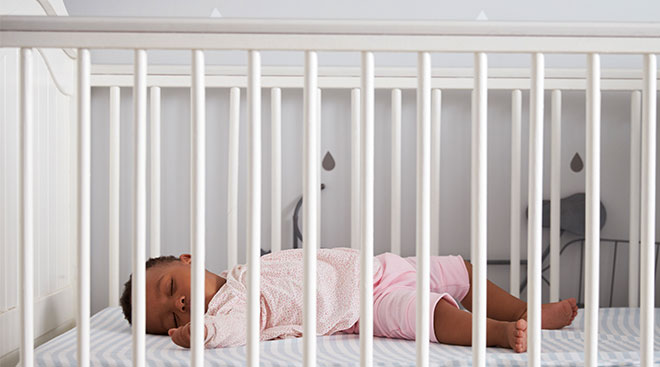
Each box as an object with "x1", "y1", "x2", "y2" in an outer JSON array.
[{"x1": 144, "y1": 255, "x2": 220, "y2": 335}]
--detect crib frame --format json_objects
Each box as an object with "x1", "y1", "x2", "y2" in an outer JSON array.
[{"x1": 1, "y1": 16, "x2": 659, "y2": 367}]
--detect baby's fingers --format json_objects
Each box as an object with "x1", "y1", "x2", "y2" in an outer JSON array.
[{"x1": 168, "y1": 327, "x2": 191, "y2": 348}]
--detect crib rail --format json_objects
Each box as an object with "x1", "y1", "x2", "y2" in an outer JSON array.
[
  {"x1": 3, "y1": 16, "x2": 658, "y2": 367},
  {"x1": 3, "y1": 16, "x2": 660, "y2": 52}
]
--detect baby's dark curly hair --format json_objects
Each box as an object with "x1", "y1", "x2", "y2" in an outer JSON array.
[{"x1": 120, "y1": 256, "x2": 179, "y2": 324}]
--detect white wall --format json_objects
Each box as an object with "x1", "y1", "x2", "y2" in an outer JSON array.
[{"x1": 56, "y1": 0, "x2": 660, "y2": 313}]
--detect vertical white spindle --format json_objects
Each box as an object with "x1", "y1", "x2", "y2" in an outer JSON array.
[
  {"x1": 640, "y1": 53, "x2": 656, "y2": 367},
  {"x1": 416, "y1": 52, "x2": 432, "y2": 367},
  {"x1": 628, "y1": 90, "x2": 641, "y2": 308},
  {"x1": 271, "y1": 88, "x2": 282, "y2": 253},
  {"x1": 132, "y1": 49, "x2": 147, "y2": 367},
  {"x1": 360, "y1": 51, "x2": 375, "y2": 367},
  {"x1": 19, "y1": 47, "x2": 35, "y2": 367},
  {"x1": 431, "y1": 89, "x2": 441, "y2": 257},
  {"x1": 190, "y1": 49, "x2": 206, "y2": 367},
  {"x1": 351, "y1": 88, "x2": 361, "y2": 251},
  {"x1": 317, "y1": 88, "x2": 322, "y2": 250},
  {"x1": 471, "y1": 52, "x2": 488, "y2": 367},
  {"x1": 246, "y1": 50, "x2": 261, "y2": 367},
  {"x1": 470, "y1": 90, "x2": 476, "y2": 263},
  {"x1": 303, "y1": 50, "x2": 319, "y2": 367},
  {"x1": 227, "y1": 87, "x2": 240, "y2": 269},
  {"x1": 550, "y1": 90, "x2": 561, "y2": 303},
  {"x1": 527, "y1": 53, "x2": 544, "y2": 367},
  {"x1": 109, "y1": 86, "x2": 120, "y2": 307},
  {"x1": 77, "y1": 48, "x2": 91, "y2": 367},
  {"x1": 510, "y1": 89, "x2": 522, "y2": 298},
  {"x1": 150, "y1": 86, "x2": 161, "y2": 258},
  {"x1": 585, "y1": 53, "x2": 601, "y2": 367},
  {"x1": 391, "y1": 89, "x2": 402, "y2": 256}
]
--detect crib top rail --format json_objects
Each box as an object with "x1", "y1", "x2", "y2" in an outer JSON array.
[{"x1": 2, "y1": 16, "x2": 660, "y2": 53}]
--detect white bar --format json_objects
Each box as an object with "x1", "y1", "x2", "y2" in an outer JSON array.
[
  {"x1": 6, "y1": 19, "x2": 660, "y2": 54},
  {"x1": 470, "y1": 90, "x2": 476, "y2": 263},
  {"x1": 150, "y1": 86, "x2": 161, "y2": 258},
  {"x1": 190, "y1": 49, "x2": 206, "y2": 367},
  {"x1": 509, "y1": 89, "x2": 522, "y2": 298},
  {"x1": 317, "y1": 88, "x2": 322, "y2": 250},
  {"x1": 303, "y1": 50, "x2": 319, "y2": 367},
  {"x1": 628, "y1": 90, "x2": 641, "y2": 308},
  {"x1": 584, "y1": 53, "x2": 600, "y2": 367},
  {"x1": 360, "y1": 51, "x2": 375, "y2": 367},
  {"x1": 77, "y1": 48, "x2": 91, "y2": 367},
  {"x1": 109, "y1": 86, "x2": 121, "y2": 307},
  {"x1": 527, "y1": 53, "x2": 544, "y2": 367},
  {"x1": 431, "y1": 89, "x2": 441, "y2": 257},
  {"x1": 351, "y1": 88, "x2": 360, "y2": 251},
  {"x1": 227, "y1": 87, "x2": 240, "y2": 269},
  {"x1": 391, "y1": 88, "x2": 401, "y2": 256},
  {"x1": 471, "y1": 52, "x2": 488, "y2": 367},
  {"x1": 271, "y1": 88, "x2": 282, "y2": 253},
  {"x1": 550, "y1": 89, "x2": 561, "y2": 303},
  {"x1": 246, "y1": 50, "x2": 261, "y2": 367},
  {"x1": 19, "y1": 47, "x2": 35, "y2": 367},
  {"x1": 416, "y1": 52, "x2": 431, "y2": 367},
  {"x1": 132, "y1": 49, "x2": 147, "y2": 367},
  {"x1": 640, "y1": 53, "x2": 656, "y2": 367}
]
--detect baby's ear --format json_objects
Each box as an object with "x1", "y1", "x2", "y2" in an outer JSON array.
[{"x1": 179, "y1": 254, "x2": 192, "y2": 264}]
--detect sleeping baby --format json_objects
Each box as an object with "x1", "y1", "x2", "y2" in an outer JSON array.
[{"x1": 119, "y1": 247, "x2": 577, "y2": 353}]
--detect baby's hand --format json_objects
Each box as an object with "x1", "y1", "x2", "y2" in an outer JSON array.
[{"x1": 168, "y1": 323, "x2": 207, "y2": 348}]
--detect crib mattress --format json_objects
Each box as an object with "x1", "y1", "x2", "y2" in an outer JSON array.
[{"x1": 35, "y1": 307, "x2": 659, "y2": 366}]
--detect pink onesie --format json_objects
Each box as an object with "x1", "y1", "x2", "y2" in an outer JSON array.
[{"x1": 203, "y1": 248, "x2": 470, "y2": 348}]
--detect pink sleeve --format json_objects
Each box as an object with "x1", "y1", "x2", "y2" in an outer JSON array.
[{"x1": 204, "y1": 309, "x2": 246, "y2": 348}]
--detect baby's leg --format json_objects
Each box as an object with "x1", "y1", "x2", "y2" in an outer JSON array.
[
  {"x1": 433, "y1": 299, "x2": 527, "y2": 353},
  {"x1": 460, "y1": 261, "x2": 578, "y2": 329}
]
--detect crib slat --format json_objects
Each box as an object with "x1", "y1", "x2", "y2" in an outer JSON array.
[
  {"x1": 77, "y1": 47, "x2": 92, "y2": 367},
  {"x1": 227, "y1": 87, "x2": 240, "y2": 269},
  {"x1": 271, "y1": 87, "x2": 282, "y2": 253},
  {"x1": 360, "y1": 50, "x2": 375, "y2": 367},
  {"x1": 303, "y1": 50, "x2": 319, "y2": 367},
  {"x1": 351, "y1": 88, "x2": 361, "y2": 251},
  {"x1": 471, "y1": 52, "x2": 487, "y2": 367},
  {"x1": 585, "y1": 52, "x2": 601, "y2": 367},
  {"x1": 19, "y1": 47, "x2": 35, "y2": 367},
  {"x1": 628, "y1": 90, "x2": 641, "y2": 308},
  {"x1": 317, "y1": 88, "x2": 322, "y2": 250},
  {"x1": 416, "y1": 51, "x2": 431, "y2": 367},
  {"x1": 247, "y1": 49, "x2": 262, "y2": 367},
  {"x1": 150, "y1": 86, "x2": 161, "y2": 258},
  {"x1": 132, "y1": 48, "x2": 147, "y2": 367},
  {"x1": 527, "y1": 52, "x2": 544, "y2": 367},
  {"x1": 431, "y1": 89, "x2": 441, "y2": 257},
  {"x1": 640, "y1": 53, "x2": 656, "y2": 367},
  {"x1": 509, "y1": 89, "x2": 522, "y2": 298},
  {"x1": 550, "y1": 89, "x2": 561, "y2": 303},
  {"x1": 190, "y1": 49, "x2": 206, "y2": 367},
  {"x1": 391, "y1": 88, "x2": 401, "y2": 256},
  {"x1": 109, "y1": 86, "x2": 120, "y2": 307}
]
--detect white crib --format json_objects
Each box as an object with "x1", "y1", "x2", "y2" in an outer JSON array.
[{"x1": 1, "y1": 3, "x2": 659, "y2": 367}]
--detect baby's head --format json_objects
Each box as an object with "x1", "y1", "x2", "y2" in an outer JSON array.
[{"x1": 120, "y1": 254, "x2": 224, "y2": 335}]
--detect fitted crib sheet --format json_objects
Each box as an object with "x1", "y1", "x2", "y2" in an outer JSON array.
[{"x1": 35, "y1": 307, "x2": 659, "y2": 366}]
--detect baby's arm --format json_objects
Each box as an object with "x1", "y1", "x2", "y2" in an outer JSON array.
[{"x1": 168, "y1": 323, "x2": 208, "y2": 348}]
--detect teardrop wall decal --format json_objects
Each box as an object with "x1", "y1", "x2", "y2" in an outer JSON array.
[
  {"x1": 322, "y1": 151, "x2": 336, "y2": 171},
  {"x1": 570, "y1": 153, "x2": 583, "y2": 173}
]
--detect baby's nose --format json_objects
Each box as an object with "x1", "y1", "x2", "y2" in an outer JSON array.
[{"x1": 177, "y1": 296, "x2": 186, "y2": 312}]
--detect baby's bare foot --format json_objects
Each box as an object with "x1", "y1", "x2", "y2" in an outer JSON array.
[
  {"x1": 565, "y1": 297, "x2": 578, "y2": 323},
  {"x1": 504, "y1": 319, "x2": 527, "y2": 353},
  {"x1": 521, "y1": 299, "x2": 576, "y2": 329}
]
